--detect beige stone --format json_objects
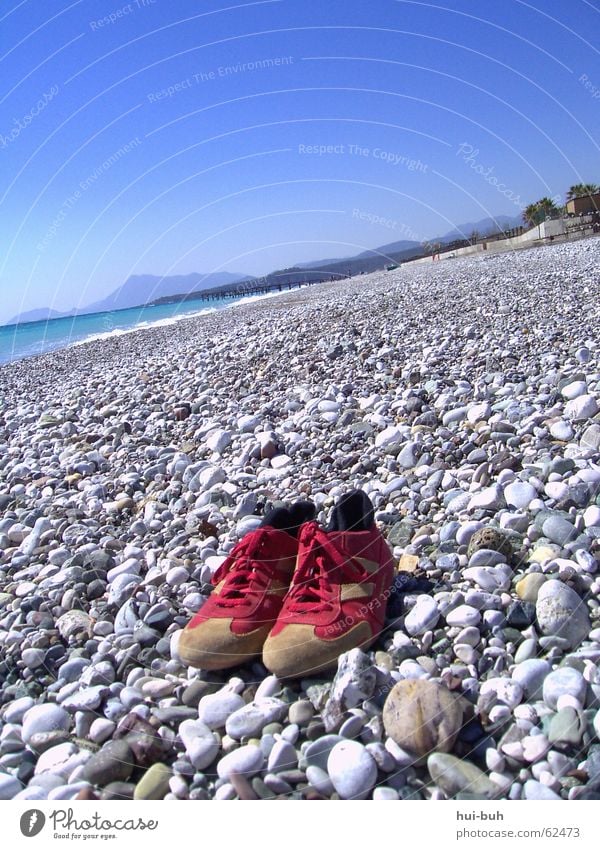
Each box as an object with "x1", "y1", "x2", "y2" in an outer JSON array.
[
  {"x1": 516, "y1": 573, "x2": 547, "y2": 603},
  {"x1": 55, "y1": 610, "x2": 93, "y2": 641},
  {"x1": 382, "y1": 679, "x2": 463, "y2": 758},
  {"x1": 529, "y1": 545, "x2": 560, "y2": 564},
  {"x1": 398, "y1": 554, "x2": 419, "y2": 573}
]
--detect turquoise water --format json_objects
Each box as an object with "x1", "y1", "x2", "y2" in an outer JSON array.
[{"x1": 0, "y1": 294, "x2": 253, "y2": 366}]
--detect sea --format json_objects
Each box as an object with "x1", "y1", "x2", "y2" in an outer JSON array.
[{"x1": 0, "y1": 291, "x2": 278, "y2": 367}]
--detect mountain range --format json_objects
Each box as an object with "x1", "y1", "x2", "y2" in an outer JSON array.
[
  {"x1": 7, "y1": 272, "x2": 249, "y2": 326},
  {"x1": 7, "y1": 214, "x2": 522, "y2": 326}
]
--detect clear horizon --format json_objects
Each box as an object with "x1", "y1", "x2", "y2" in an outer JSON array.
[{"x1": 1, "y1": 0, "x2": 599, "y2": 324}]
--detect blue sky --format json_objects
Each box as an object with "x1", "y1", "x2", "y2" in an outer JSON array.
[{"x1": 1, "y1": 0, "x2": 599, "y2": 322}]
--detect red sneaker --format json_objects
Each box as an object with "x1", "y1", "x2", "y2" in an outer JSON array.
[
  {"x1": 178, "y1": 526, "x2": 299, "y2": 670},
  {"x1": 262, "y1": 520, "x2": 395, "y2": 679}
]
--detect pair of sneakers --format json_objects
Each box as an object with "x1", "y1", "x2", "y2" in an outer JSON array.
[{"x1": 178, "y1": 491, "x2": 395, "y2": 679}]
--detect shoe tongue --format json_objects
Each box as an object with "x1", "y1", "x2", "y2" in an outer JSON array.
[
  {"x1": 327, "y1": 490, "x2": 375, "y2": 532},
  {"x1": 261, "y1": 500, "x2": 316, "y2": 537}
]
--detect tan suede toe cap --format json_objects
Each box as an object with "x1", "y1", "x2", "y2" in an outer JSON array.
[
  {"x1": 262, "y1": 621, "x2": 373, "y2": 679},
  {"x1": 178, "y1": 618, "x2": 269, "y2": 670}
]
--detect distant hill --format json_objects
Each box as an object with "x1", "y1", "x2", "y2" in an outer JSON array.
[
  {"x1": 355, "y1": 239, "x2": 421, "y2": 258},
  {"x1": 296, "y1": 256, "x2": 352, "y2": 269},
  {"x1": 441, "y1": 215, "x2": 523, "y2": 241},
  {"x1": 295, "y1": 240, "x2": 420, "y2": 271},
  {"x1": 84, "y1": 271, "x2": 250, "y2": 313},
  {"x1": 288, "y1": 218, "x2": 522, "y2": 280},
  {"x1": 7, "y1": 271, "x2": 250, "y2": 326},
  {"x1": 6, "y1": 307, "x2": 67, "y2": 326}
]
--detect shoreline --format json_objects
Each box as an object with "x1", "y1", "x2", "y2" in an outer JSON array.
[
  {"x1": 0, "y1": 273, "x2": 369, "y2": 390},
  {"x1": 0, "y1": 287, "x2": 297, "y2": 371}
]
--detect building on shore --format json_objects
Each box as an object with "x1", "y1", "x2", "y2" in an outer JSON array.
[{"x1": 566, "y1": 193, "x2": 600, "y2": 215}]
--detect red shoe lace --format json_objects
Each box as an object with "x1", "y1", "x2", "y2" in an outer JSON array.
[
  {"x1": 286, "y1": 522, "x2": 369, "y2": 613},
  {"x1": 211, "y1": 529, "x2": 276, "y2": 608}
]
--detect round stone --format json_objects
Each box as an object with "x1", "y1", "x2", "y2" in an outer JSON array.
[
  {"x1": 225, "y1": 698, "x2": 287, "y2": 740},
  {"x1": 564, "y1": 395, "x2": 598, "y2": 421},
  {"x1": 0, "y1": 773, "x2": 23, "y2": 800},
  {"x1": 548, "y1": 708, "x2": 587, "y2": 747},
  {"x1": 511, "y1": 659, "x2": 551, "y2": 700},
  {"x1": 467, "y1": 550, "x2": 507, "y2": 569},
  {"x1": 462, "y1": 566, "x2": 509, "y2": 592},
  {"x1": 542, "y1": 516, "x2": 576, "y2": 547},
  {"x1": 288, "y1": 700, "x2": 314, "y2": 726},
  {"x1": 21, "y1": 648, "x2": 46, "y2": 669},
  {"x1": 373, "y1": 787, "x2": 399, "y2": 800},
  {"x1": 536, "y1": 580, "x2": 591, "y2": 649},
  {"x1": 404, "y1": 596, "x2": 440, "y2": 636},
  {"x1": 581, "y1": 424, "x2": 600, "y2": 451},
  {"x1": 504, "y1": 481, "x2": 537, "y2": 510},
  {"x1": 217, "y1": 745, "x2": 264, "y2": 779},
  {"x1": 382, "y1": 680, "x2": 463, "y2": 759},
  {"x1": 327, "y1": 740, "x2": 377, "y2": 800},
  {"x1": 479, "y1": 677, "x2": 523, "y2": 709},
  {"x1": 22, "y1": 704, "x2": 70, "y2": 745},
  {"x1": 542, "y1": 667, "x2": 587, "y2": 710},
  {"x1": 267, "y1": 741, "x2": 298, "y2": 773},
  {"x1": 467, "y1": 527, "x2": 513, "y2": 558},
  {"x1": 456, "y1": 521, "x2": 485, "y2": 547},
  {"x1": 576, "y1": 347, "x2": 591, "y2": 363},
  {"x1": 583, "y1": 506, "x2": 600, "y2": 528},
  {"x1": 523, "y1": 780, "x2": 561, "y2": 800},
  {"x1": 178, "y1": 719, "x2": 219, "y2": 770},
  {"x1": 197, "y1": 691, "x2": 245, "y2": 729},
  {"x1": 305, "y1": 735, "x2": 344, "y2": 771},
  {"x1": 306, "y1": 765, "x2": 334, "y2": 796},
  {"x1": 549, "y1": 420, "x2": 574, "y2": 441},
  {"x1": 80, "y1": 740, "x2": 134, "y2": 786},
  {"x1": 468, "y1": 486, "x2": 505, "y2": 512},
  {"x1": 3, "y1": 696, "x2": 35, "y2": 724},
  {"x1": 445, "y1": 605, "x2": 481, "y2": 627}
]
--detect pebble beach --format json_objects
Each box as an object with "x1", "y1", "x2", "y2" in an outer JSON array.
[{"x1": 1, "y1": 238, "x2": 600, "y2": 802}]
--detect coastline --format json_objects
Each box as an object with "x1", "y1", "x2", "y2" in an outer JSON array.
[
  {"x1": 0, "y1": 288, "x2": 293, "y2": 369},
  {"x1": 1, "y1": 239, "x2": 600, "y2": 802}
]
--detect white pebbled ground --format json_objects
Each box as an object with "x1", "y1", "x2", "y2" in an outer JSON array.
[{"x1": 0, "y1": 237, "x2": 599, "y2": 801}]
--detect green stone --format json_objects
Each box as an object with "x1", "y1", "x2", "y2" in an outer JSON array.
[
  {"x1": 427, "y1": 753, "x2": 498, "y2": 799},
  {"x1": 387, "y1": 520, "x2": 416, "y2": 547},
  {"x1": 252, "y1": 777, "x2": 276, "y2": 799},
  {"x1": 133, "y1": 763, "x2": 172, "y2": 800},
  {"x1": 548, "y1": 708, "x2": 586, "y2": 747}
]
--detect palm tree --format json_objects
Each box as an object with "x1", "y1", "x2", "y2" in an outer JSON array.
[
  {"x1": 522, "y1": 197, "x2": 559, "y2": 226},
  {"x1": 522, "y1": 203, "x2": 539, "y2": 226},
  {"x1": 566, "y1": 183, "x2": 599, "y2": 200}
]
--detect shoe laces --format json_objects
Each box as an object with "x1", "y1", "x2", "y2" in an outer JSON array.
[
  {"x1": 286, "y1": 522, "x2": 369, "y2": 613},
  {"x1": 211, "y1": 529, "x2": 277, "y2": 608}
]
